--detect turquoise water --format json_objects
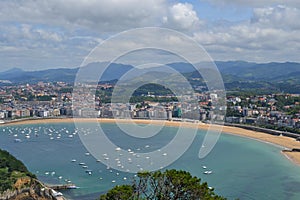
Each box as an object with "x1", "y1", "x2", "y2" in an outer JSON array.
[{"x1": 1, "y1": 122, "x2": 300, "y2": 200}]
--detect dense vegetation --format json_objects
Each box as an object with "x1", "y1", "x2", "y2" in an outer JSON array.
[
  {"x1": 100, "y1": 169, "x2": 226, "y2": 200},
  {"x1": 0, "y1": 149, "x2": 36, "y2": 193},
  {"x1": 96, "y1": 83, "x2": 178, "y2": 103}
]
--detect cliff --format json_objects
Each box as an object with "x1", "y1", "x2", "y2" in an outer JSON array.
[{"x1": 0, "y1": 149, "x2": 64, "y2": 200}]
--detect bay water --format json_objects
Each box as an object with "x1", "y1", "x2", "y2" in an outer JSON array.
[{"x1": 0, "y1": 122, "x2": 300, "y2": 200}]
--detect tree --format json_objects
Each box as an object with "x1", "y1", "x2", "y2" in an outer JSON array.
[
  {"x1": 100, "y1": 185, "x2": 134, "y2": 200},
  {"x1": 100, "y1": 169, "x2": 226, "y2": 200}
]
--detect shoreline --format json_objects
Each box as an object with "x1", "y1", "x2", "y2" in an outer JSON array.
[{"x1": 1, "y1": 117, "x2": 300, "y2": 166}]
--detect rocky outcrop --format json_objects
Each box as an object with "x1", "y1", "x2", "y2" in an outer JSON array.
[{"x1": 0, "y1": 178, "x2": 60, "y2": 200}]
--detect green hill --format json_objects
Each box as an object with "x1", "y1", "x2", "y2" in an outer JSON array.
[{"x1": 0, "y1": 149, "x2": 36, "y2": 192}]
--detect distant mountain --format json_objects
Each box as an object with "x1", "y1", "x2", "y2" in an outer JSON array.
[
  {"x1": 0, "y1": 62, "x2": 133, "y2": 84},
  {"x1": 78, "y1": 62, "x2": 133, "y2": 82},
  {"x1": 166, "y1": 62, "x2": 195, "y2": 73},
  {"x1": 1, "y1": 61, "x2": 299, "y2": 93},
  {"x1": 215, "y1": 61, "x2": 300, "y2": 81}
]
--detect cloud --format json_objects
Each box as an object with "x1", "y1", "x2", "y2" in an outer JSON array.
[
  {"x1": 0, "y1": 0, "x2": 168, "y2": 32},
  {"x1": 206, "y1": 0, "x2": 300, "y2": 8},
  {"x1": 0, "y1": 0, "x2": 300, "y2": 71},
  {"x1": 0, "y1": 22, "x2": 99, "y2": 71},
  {"x1": 252, "y1": 5, "x2": 300, "y2": 30},
  {"x1": 193, "y1": 4, "x2": 300, "y2": 62},
  {"x1": 163, "y1": 3, "x2": 202, "y2": 30}
]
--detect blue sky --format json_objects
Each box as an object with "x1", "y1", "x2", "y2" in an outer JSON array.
[{"x1": 0, "y1": 0, "x2": 299, "y2": 72}]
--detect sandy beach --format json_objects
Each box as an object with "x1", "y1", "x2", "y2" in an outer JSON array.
[{"x1": 2, "y1": 117, "x2": 300, "y2": 166}]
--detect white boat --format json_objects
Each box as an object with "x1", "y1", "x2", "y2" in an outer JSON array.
[
  {"x1": 67, "y1": 185, "x2": 78, "y2": 189},
  {"x1": 202, "y1": 166, "x2": 207, "y2": 169},
  {"x1": 71, "y1": 159, "x2": 77, "y2": 162},
  {"x1": 203, "y1": 171, "x2": 213, "y2": 175},
  {"x1": 14, "y1": 139, "x2": 22, "y2": 143},
  {"x1": 85, "y1": 169, "x2": 92, "y2": 175},
  {"x1": 115, "y1": 147, "x2": 121, "y2": 151},
  {"x1": 79, "y1": 162, "x2": 86, "y2": 165}
]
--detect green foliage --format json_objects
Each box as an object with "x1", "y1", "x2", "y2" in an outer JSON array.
[
  {"x1": 275, "y1": 95, "x2": 300, "y2": 108},
  {"x1": 132, "y1": 84, "x2": 174, "y2": 96},
  {"x1": 36, "y1": 95, "x2": 55, "y2": 101},
  {"x1": 58, "y1": 87, "x2": 73, "y2": 93},
  {"x1": 100, "y1": 169, "x2": 226, "y2": 200},
  {"x1": 100, "y1": 185, "x2": 134, "y2": 200},
  {"x1": 0, "y1": 149, "x2": 36, "y2": 193}
]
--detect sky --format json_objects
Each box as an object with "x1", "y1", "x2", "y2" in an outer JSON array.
[{"x1": 0, "y1": 0, "x2": 300, "y2": 72}]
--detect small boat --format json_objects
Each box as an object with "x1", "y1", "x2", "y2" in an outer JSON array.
[
  {"x1": 115, "y1": 147, "x2": 121, "y2": 151},
  {"x1": 82, "y1": 165, "x2": 88, "y2": 168},
  {"x1": 79, "y1": 162, "x2": 86, "y2": 165},
  {"x1": 14, "y1": 139, "x2": 22, "y2": 143},
  {"x1": 85, "y1": 170, "x2": 92, "y2": 175},
  {"x1": 85, "y1": 152, "x2": 90, "y2": 156},
  {"x1": 71, "y1": 159, "x2": 77, "y2": 162},
  {"x1": 67, "y1": 185, "x2": 78, "y2": 189},
  {"x1": 203, "y1": 171, "x2": 213, "y2": 175},
  {"x1": 202, "y1": 166, "x2": 207, "y2": 169}
]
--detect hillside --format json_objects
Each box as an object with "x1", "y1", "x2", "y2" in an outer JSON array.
[
  {"x1": 0, "y1": 149, "x2": 55, "y2": 200},
  {"x1": 1, "y1": 61, "x2": 300, "y2": 93}
]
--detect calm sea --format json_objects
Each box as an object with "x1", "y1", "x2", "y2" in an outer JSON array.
[{"x1": 1, "y1": 122, "x2": 300, "y2": 200}]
